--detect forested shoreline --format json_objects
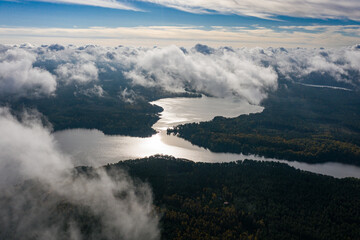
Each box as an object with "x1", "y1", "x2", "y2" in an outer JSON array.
[
  {"x1": 2, "y1": 155, "x2": 360, "y2": 240},
  {"x1": 1, "y1": 82, "x2": 201, "y2": 137},
  {"x1": 168, "y1": 82, "x2": 360, "y2": 165},
  {"x1": 108, "y1": 156, "x2": 360, "y2": 239}
]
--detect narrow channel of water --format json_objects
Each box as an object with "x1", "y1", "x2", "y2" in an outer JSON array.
[{"x1": 54, "y1": 96, "x2": 360, "y2": 178}]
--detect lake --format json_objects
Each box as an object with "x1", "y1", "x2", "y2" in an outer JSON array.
[{"x1": 54, "y1": 96, "x2": 360, "y2": 178}]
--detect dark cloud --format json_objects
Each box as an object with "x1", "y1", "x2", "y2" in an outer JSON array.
[
  {"x1": 193, "y1": 44, "x2": 214, "y2": 55},
  {"x1": 48, "y1": 44, "x2": 65, "y2": 51}
]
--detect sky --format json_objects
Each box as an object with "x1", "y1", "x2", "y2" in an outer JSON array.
[{"x1": 0, "y1": 0, "x2": 359, "y2": 47}]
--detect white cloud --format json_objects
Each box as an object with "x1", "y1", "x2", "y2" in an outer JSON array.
[
  {"x1": 56, "y1": 61, "x2": 99, "y2": 83},
  {"x1": 15, "y1": 0, "x2": 360, "y2": 20},
  {"x1": 0, "y1": 25, "x2": 359, "y2": 48},
  {"x1": 0, "y1": 48, "x2": 57, "y2": 96},
  {"x1": 119, "y1": 87, "x2": 137, "y2": 103},
  {"x1": 0, "y1": 108, "x2": 70, "y2": 187},
  {"x1": 1, "y1": 43, "x2": 359, "y2": 101},
  {"x1": 140, "y1": 0, "x2": 360, "y2": 20},
  {"x1": 258, "y1": 46, "x2": 360, "y2": 84},
  {"x1": 120, "y1": 44, "x2": 360, "y2": 102},
  {"x1": 78, "y1": 84, "x2": 106, "y2": 97},
  {"x1": 124, "y1": 45, "x2": 278, "y2": 104},
  {"x1": 0, "y1": 107, "x2": 160, "y2": 239},
  {"x1": 30, "y1": 0, "x2": 139, "y2": 11}
]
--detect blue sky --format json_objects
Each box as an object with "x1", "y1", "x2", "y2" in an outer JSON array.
[{"x1": 0, "y1": 0, "x2": 359, "y2": 47}]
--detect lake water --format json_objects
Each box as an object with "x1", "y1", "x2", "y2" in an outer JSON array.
[{"x1": 54, "y1": 96, "x2": 360, "y2": 178}]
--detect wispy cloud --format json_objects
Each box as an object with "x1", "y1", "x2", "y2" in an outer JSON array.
[
  {"x1": 0, "y1": 107, "x2": 160, "y2": 239},
  {"x1": 139, "y1": 0, "x2": 360, "y2": 21},
  {"x1": 23, "y1": 0, "x2": 140, "y2": 11},
  {"x1": 0, "y1": 25, "x2": 359, "y2": 48},
  {"x1": 10, "y1": 1, "x2": 360, "y2": 21}
]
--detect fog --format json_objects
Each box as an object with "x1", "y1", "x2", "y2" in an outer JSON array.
[{"x1": 0, "y1": 107, "x2": 160, "y2": 240}]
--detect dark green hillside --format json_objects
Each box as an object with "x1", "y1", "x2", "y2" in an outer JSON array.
[
  {"x1": 2, "y1": 156, "x2": 360, "y2": 240},
  {"x1": 110, "y1": 156, "x2": 360, "y2": 240},
  {"x1": 1, "y1": 81, "x2": 200, "y2": 137},
  {"x1": 168, "y1": 82, "x2": 360, "y2": 165}
]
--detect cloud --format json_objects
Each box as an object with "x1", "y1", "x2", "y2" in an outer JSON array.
[
  {"x1": 0, "y1": 108, "x2": 70, "y2": 187},
  {"x1": 119, "y1": 87, "x2": 137, "y2": 103},
  {"x1": 140, "y1": 0, "x2": 360, "y2": 21},
  {"x1": 124, "y1": 45, "x2": 278, "y2": 104},
  {"x1": 1, "y1": 43, "x2": 360, "y2": 102},
  {"x1": 123, "y1": 44, "x2": 360, "y2": 98},
  {"x1": 55, "y1": 61, "x2": 99, "y2": 83},
  {"x1": 0, "y1": 47, "x2": 57, "y2": 97},
  {"x1": 29, "y1": 0, "x2": 140, "y2": 11},
  {"x1": 259, "y1": 46, "x2": 360, "y2": 85},
  {"x1": 194, "y1": 43, "x2": 214, "y2": 55},
  {"x1": 0, "y1": 107, "x2": 160, "y2": 239},
  {"x1": 78, "y1": 84, "x2": 106, "y2": 97},
  {"x1": 48, "y1": 44, "x2": 65, "y2": 51},
  {"x1": 0, "y1": 25, "x2": 359, "y2": 48},
  {"x1": 14, "y1": 0, "x2": 360, "y2": 20}
]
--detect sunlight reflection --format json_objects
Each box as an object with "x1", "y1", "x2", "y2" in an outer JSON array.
[{"x1": 54, "y1": 96, "x2": 360, "y2": 178}]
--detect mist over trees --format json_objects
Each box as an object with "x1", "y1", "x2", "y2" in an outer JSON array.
[{"x1": 0, "y1": 43, "x2": 360, "y2": 239}]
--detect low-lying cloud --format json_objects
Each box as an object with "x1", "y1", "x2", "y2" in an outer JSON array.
[
  {"x1": 0, "y1": 47, "x2": 56, "y2": 97},
  {"x1": 0, "y1": 107, "x2": 160, "y2": 240},
  {"x1": 0, "y1": 43, "x2": 360, "y2": 103},
  {"x1": 55, "y1": 61, "x2": 98, "y2": 83},
  {"x1": 124, "y1": 45, "x2": 278, "y2": 104},
  {"x1": 260, "y1": 46, "x2": 360, "y2": 85}
]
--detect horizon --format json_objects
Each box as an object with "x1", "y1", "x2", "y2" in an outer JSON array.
[
  {"x1": 1, "y1": 1, "x2": 360, "y2": 240},
  {"x1": 0, "y1": 0, "x2": 359, "y2": 48}
]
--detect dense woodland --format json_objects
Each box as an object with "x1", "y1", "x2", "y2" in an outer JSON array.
[
  {"x1": 2, "y1": 156, "x2": 359, "y2": 240},
  {"x1": 0, "y1": 74, "x2": 200, "y2": 136},
  {"x1": 113, "y1": 156, "x2": 360, "y2": 240},
  {"x1": 168, "y1": 81, "x2": 360, "y2": 165},
  {"x1": 2, "y1": 70, "x2": 359, "y2": 162}
]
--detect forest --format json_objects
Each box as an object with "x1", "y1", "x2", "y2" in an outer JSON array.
[
  {"x1": 168, "y1": 80, "x2": 360, "y2": 165},
  {"x1": 112, "y1": 156, "x2": 360, "y2": 240},
  {"x1": 2, "y1": 156, "x2": 359, "y2": 240},
  {"x1": 0, "y1": 76, "x2": 200, "y2": 137}
]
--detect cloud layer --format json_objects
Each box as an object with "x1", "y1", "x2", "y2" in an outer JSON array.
[
  {"x1": 0, "y1": 46, "x2": 57, "y2": 97},
  {"x1": 56, "y1": 62, "x2": 98, "y2": 83},
  {"x1": 141, "y1": 0, "x2": 360, "y2": 20},
  {"x1": 1, "y1": 43, "x2": 360, "y2": 103},
  {"x1": 124, "y1": 45, "x2": 278, "y2": 104},
  {"x1": 20, "y1": 0, "x2": 360, "y2": 20},
  {"x1": 0, "y1": 25, "x2": 359, "y2": 48},
  {"x1": 0, "y1": 107, "x2": 160, "y2": 239}
]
